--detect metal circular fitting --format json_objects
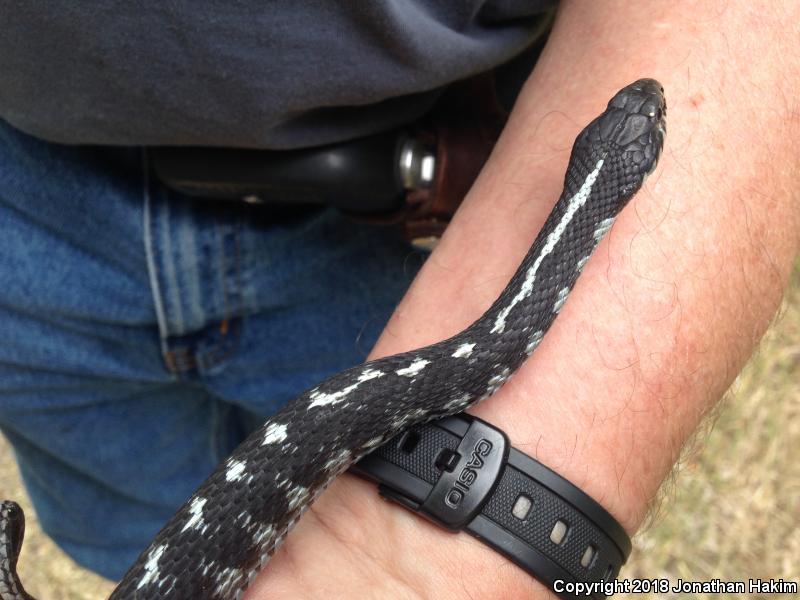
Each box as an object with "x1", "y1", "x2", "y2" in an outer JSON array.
[{"x1": 398, "y1": 137, "x2": 436, "y2": 190}]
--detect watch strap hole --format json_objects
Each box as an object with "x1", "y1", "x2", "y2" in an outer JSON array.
[
  {"x1": 398, "y1": 430, "x2": 421, "y2": 454},
  {"x1": 511, "y1": 494, "x2": 533, "y2": 520},
  {"x1": 549, "y1": 519, "x2": 569, "y2": 545},
  {"x1": 580, "y1": 545, "x2": 597, "y2": 568}
]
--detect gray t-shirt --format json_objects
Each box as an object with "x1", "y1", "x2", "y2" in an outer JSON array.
[{"x1": 0, "y1": 1, "x2": 554, "y2": 149}]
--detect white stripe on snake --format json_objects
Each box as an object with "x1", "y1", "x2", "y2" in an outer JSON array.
[{"x1": 1, "y1": 79, "x2": 666, "y2": 600}]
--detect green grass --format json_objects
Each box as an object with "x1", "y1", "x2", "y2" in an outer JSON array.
[{"x1": 2, "y1": 269, "x2": 798, "y2": 599}]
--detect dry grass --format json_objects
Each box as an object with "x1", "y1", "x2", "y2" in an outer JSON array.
[
  {"x1": 2, "y1": 268, "x2": 798, "y2": 599},
  {"x1": 623, "y1": 264, "x2": 800, "y2": 598},
  {"x1": 0, "y1": 445, "x2": 116, "y2": 599}
]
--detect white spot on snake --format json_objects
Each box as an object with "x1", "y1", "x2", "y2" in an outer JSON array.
[
  {"x1": 235, "y1": 510, "x2": 252, "y2": 527},
  {"x1": 481, "y1": 367, "x2": 511, "y2": 400},
  {"x1": 525, "y1": 330, "x2": 544, "y2": 355},
  {"x1": 553, "y1": 286, "x2": 571, "y2": 313},
  {"x1": 576, "y1": 255, "x2": 590, "y2": 272},
  {"x1": 225, "y1": 459, "x2": 248, "y2": 483},
  {"x1": 491, "y1": 158, "x2": 605, "y2": 334},
  {"x1": 181, "y1": 497, "x2": 207, "y2": 533},
  {"x1": 593, "y1": 216, "x2": 616, "y2": 241},
  {"x1": 363, "y1": 435, "x2": 385, "y2": 449},
  {"x1": 308, "y1": 368, "x2": 385, "y2": 409},
  {"x1": 452, "y1": 343, "x2": 476, "y2": 358},
  {"x1": 324, "y1": 449, "x2": 352, "y2": 472},
  {"x1": 444, "y1": 393, "x2": 472, "y2": 411},
  {"x1": 251, "y1": 522, "x2": 277, "y2": 546},
  {"x1": 286, "y1": 486, "x2": 310, "y2": 511},
  {"x1": 396, "y1": 358, "x2": 429, "y2": 377},
  {"x1": 213, "y1": 567, "x2": 246, "y2": 599},
  {"x1": 136, "y1": 543, "x2": 167, "y2": 589},
  {"x1": 262, "y1": 422, "x2": 288, "y2": 445},
  {"x1": 391, "y1": 407, "x2": 429, "y2": 429}
]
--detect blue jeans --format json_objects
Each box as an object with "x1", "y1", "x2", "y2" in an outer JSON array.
[{"x1": 0, "y1": 120, "x2": 423, "y2": 579}]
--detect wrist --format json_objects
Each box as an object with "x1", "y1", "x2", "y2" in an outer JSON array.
[{"x1": 246, "y1": 473, "x2": 546, "y2": 600}]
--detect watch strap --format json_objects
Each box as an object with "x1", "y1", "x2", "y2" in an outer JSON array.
[{"x1": 350, "y1": 414, "x2": 631, "y2": 599}]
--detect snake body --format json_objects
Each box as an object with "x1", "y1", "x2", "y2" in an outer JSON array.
[{"x1": 1, "y1": 79, "x2": 665, "y2": 600}]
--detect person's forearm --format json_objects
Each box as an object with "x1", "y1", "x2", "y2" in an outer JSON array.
[
  {"x1": 378, "y1": 0, "x2": 800, "y2": 533},
  {"x1": 249, "y1": 1, "x2": 800, "y2": 598}
]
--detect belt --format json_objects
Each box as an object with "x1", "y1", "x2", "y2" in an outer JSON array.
[
  {"x1": 150, "y1": 22, "x2": 554, "y2": 248},
  {"x1": 151, "y1": 74, "x2": 508, "y2": 250}
]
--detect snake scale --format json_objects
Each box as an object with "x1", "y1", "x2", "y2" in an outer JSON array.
[{"x1": 1, "y1": 79, "x2": 666, "y2": 600}]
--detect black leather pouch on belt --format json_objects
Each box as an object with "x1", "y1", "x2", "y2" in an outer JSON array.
[{"x1": 151, "y1": 74, "x2": 508, "y2": 247}]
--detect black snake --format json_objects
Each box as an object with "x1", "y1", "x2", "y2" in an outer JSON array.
[{"x1": 1, "y1": 79, "x2": 666, "y2": 600}]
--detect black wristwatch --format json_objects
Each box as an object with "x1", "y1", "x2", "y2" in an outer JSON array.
[{"x1": 350, "y1": 414, "x2": 631, "y2": 599}]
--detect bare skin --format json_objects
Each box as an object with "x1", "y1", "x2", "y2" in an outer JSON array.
[{"x1": 247, "y1": 1, "x2": 800, "y2": 598}]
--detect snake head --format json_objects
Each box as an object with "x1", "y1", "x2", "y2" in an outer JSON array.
[
  {"x1": 603, "y1": 78, "x2": 666, "y2": 177},
  {"x1": 1, "y1": 500, "x2": 26, "y2": 569},
  {"x1": 576, "y1": 78, "x2": 667, "y2": 201}
]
